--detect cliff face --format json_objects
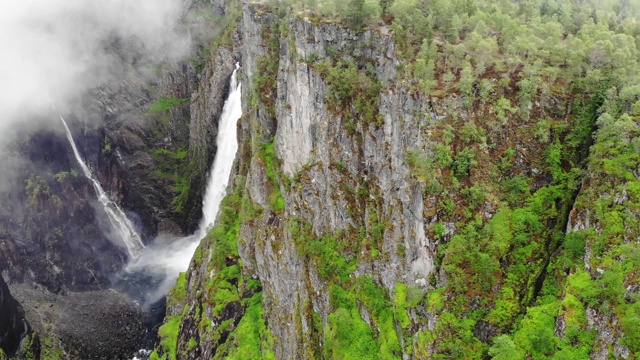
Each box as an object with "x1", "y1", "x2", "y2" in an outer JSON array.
[
  {"x1": 160, "y1": 5, "x2": 469, "y2": 358},
  {"x1": 0, "y1": 0, "x2": 632, "y2": 358},
  {"x1": 238, "y1": 10, "x2": 435, "y2": 358},
  {"x1": 157, "y1": 1, "x2": 640, "y2": 360}
]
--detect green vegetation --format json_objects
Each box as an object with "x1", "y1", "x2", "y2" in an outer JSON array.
[
  {"x1": 52, "y1": 171, "x2": 70, "y2": 182},
  {"x1": 15, "y1": 333, "x2": 46, "y2": 360},
  {"x1": 167, "y1": 273, "x2": 187, "y2": 309},
  {"x1": 185, "y1": 177, "x2": 274, "y2": 359},
  {"x1": 290, "y1": 214, "x2": 414, "y2": 358},
  {"x1": 35, "y1": 333, "x2": 66, "y2": 360},
  {"x1": 314, "y1": 58, "x2": 383, "y2": 130},
  {"x1": 352, "y1": 0, "x2": 640, "y2": 354},
  {"x1": 155, "y1": 316, "x2": 182, "y2": 360},
  {"x1": 102, "y1": 137, "x2": 112, "y2": 154},
  {"x1": 148, "y1": 146, "x2": 194, "y2": 214},
  {"x1": 282, "y1": 0, "x2": 640, "y2": 356},
  {"x1": 153, "y1": 173, "x2": 274, "y2": 359},
  {"x1": 253, "y1": 17, "x2": 282, "y2": 118},
  {"x1": 257, "y1": 140, "x2": 286, "y2": 212},
  {"x1": 143, "y1": 81, "x2": 196, "y2": 217},
  {"x1": 325, "y1": 307, "x2": 379, "y2": 359},
  {"x1": 216, "y1": 293, "x2": 276, "y2": 360},
  {"x1": 150, "y1": 273, "x2": 189, "y2": 360},
  {"x1": 186, "y1": 2, "x2": 242, "y2": 75},
  {"x1": 148, "y1": 97, "x2": 189, "y2": 114},
  {"x1": 290, "y1": 219, "x2": 354, "y2": 282},
  {"x1": 324, "y1": 280, "x2": 405, "y2": 360},
  {"x1": 24, "y1": 175, "x2": 62, "y2": 208}
]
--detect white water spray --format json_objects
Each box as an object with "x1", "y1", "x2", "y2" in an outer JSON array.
[
  {"x1": 198, "y1": 62, "x2": 242, "y2": 238},
  {"x1": 59, "y1": 116, "x2": 145, "y2": 258},
  {"x1": 125, "y1": 63, "x2": 242, "y2": 303}
]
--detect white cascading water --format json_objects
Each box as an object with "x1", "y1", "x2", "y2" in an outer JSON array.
[
  {"x1": 59, "y1": 116, "x2": 145, "y2": 259},
  {"x1": 197, "y1": 62, "x2": 242, "y2": 238},
  {"x1": 125, "y1": 63, "x2": 242, "y2": 305}
]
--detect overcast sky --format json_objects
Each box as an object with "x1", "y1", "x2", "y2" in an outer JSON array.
[{"x1": 0, "y1": 0, "x2": 188, "y2": 129}]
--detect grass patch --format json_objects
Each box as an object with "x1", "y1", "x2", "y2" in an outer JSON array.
[{"x1": 148, "y1": 97, "x2": 189, "y2": 114}]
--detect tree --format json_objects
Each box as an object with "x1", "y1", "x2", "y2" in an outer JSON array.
[
  {"x1": 414, "y1": 39, "x2": 438, "y2": 92},
  {"x1": 362, "y1": 0, "x2": 382, "y2": 27},
  {"x1": 447, "y1": 14, "x2": 462, "y2": 43},
  {"x1": 478, "y1": 79, "x2": 493, "y2": 103},
  {"x1": 415, "y1": 58, "x2": 436, "y2": 93},
  {"x1": 457, "y1": 60, "x2": 475, "y2": 98},
  {"x1": 474, "y1": 19, "x2": 489, "y2": 37},
  {"x1": 453, "y1": 147, "x2": 477, "y2": 179},
  {"x1": 347, "y1": 0, "x2": 366, "y2": 29},
  {"x1": 389, "y1": 0, "x2": 427, "y2": 42}
]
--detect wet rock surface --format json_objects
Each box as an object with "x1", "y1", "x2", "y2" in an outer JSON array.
[{"x1": 0, "y1": 276, "x2": 30, "y2": 357}]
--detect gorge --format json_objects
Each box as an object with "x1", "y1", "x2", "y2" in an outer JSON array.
[{"x1": 2, "y1": 0, "x2": 640, "y2": 359}]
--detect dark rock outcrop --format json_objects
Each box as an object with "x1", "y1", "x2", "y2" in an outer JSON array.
[{"x1": 0, "y1": 276, "x2": 30, "y2": 357}]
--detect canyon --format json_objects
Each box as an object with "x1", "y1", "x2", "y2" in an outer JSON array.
[{"x1": 2, "y1": 0, "x2": 640, "y2": 359}]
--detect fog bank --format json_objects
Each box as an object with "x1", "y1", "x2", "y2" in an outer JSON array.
[{"x1": 0, "y1": 0, "x2": 189, "y2": 133}]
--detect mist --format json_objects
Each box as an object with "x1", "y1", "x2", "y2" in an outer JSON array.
[
  {"x1": 122, "y1": 233, "x2": 201, "y2": 306},
  {"x1": 0, "y1": 0, "x2": 190, "y2": 134}
]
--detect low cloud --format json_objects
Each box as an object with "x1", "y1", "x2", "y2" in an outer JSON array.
[{"x1": 0, "y1": 0, "x2": 189, "y2": 132}]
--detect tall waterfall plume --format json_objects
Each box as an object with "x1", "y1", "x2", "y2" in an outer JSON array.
[
  {"x1": 197, "y1": 62, "x2": 242, "y2": 238},
  {"x1": 124, "y1": 63, "x2": 243, "y2": 304}
]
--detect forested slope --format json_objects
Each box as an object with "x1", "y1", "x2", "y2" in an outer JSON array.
[{"x1": 154, "y1": 0, "x2": 640, "y2": 358}]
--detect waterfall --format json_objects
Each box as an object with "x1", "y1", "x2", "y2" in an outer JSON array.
[
  {"x1": 123, "y1": 63, "x2": 243, "y2": 306},
  {"x1": 197, "y1": 62, "x2": 242, "y2": 238},
  {"x1": 59, "y1": 116, "x2": 145, "y2": 259}
]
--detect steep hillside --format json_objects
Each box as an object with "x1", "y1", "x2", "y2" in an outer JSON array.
[{"x1": 155, "y1": 0, "x2": 640, "y2": 359}]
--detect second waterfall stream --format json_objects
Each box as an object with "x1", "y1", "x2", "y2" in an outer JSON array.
[{"x1": 60, "y1": 116, "x2": 145, "y2": 259}]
